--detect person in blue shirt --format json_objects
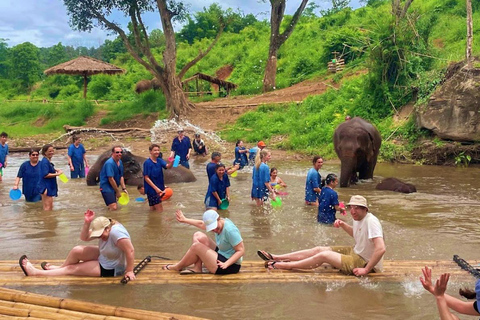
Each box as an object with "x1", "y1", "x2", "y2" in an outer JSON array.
[
  {"x1": 205, "y1": 163, "x2": 230, "y2": 210},
  {"x1": 143, "y1": 144, "x2": 173, "y2": 212},
  {"x1": 163, "y1": 209, "x2": 244, "y2": 275},
  {"x1": 248, "y1": 141, "x2": 266, "y2": 166},
  {"x1": 36, "y1": 144, "x2": 63, "y2": 211},
  {"x1": 251, "y1": 149, "x2": 276, "y2": 206},
  {"x1": 67, "y1": 136, "x2": 89, "y2": 179},
  {"x1": 318, "y1": 174, "x2": 346, "y2": 224},
  {"x1": 305, "y1": 156, "x2": 323, "y2": 206},
  {"x1": 0, "y1": 132, "x2": 9, "y2": 181},
  {"x1": 169, "y1": 128, "x2": 192, "y2": 169},
  {"x1": 233, "y1": 140, "x2": 248, "y2": 170},
  {"x1": 13, "y1": 149, "x2": 41, "y2": 202},
  {"x1": 99, "y1": 146, "x2": 127, "y2": 211},
  {"x1": 206, "y1": 152, "x2": 239, "y2": 181}
]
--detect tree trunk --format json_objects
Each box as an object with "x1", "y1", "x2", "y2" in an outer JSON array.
[
  {"x1": 263, "y1": 47, "x2": 278, "y2": 92},
  {"x1": 466, "y1": 0, "x2": 473, "y2": 69},
  {"x1": 162, "y1": 71, "x2": 193, "y2": 119}
]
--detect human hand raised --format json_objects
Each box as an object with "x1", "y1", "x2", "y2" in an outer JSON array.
[
  {"x1": 433, "y1": 273, "x2": 450, "y2": 297},
  {"x1": 333, "y1": 219, "x2": 345, "y2": 228},
  {"x1": 175, "y1": 209, "x2": 186, "y2": 223},
  {"x1": 420, "y1": 266, "x2": 435, "y2": 294},
  {"x1": 84, "y1": 209, "x2": 95, "y2": 223}
]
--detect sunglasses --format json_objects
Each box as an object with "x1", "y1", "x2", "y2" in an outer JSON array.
[
  {"x1": 114, "y1": 151, "x2": 123, "y2": 154},
  {"x1": 30, "y1": 154, "x2": 39, "y2": 156}
]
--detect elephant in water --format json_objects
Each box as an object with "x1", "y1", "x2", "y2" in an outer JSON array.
[
  {"x1": 376, "y1": 178, "x2": 416, "y2": 193},
  {"x1": 86, "y1": 149, "x2": 196, "y2": 186},
  {"x1": 333, "y1": 117, "x2": 382, "y2": 187}
]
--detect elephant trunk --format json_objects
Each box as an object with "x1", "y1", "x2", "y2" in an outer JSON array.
[{"x1": 339, "y1": 157, "x2": 356, "y2": 188}]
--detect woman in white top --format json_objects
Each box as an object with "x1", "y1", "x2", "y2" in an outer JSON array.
[{"x1": 19, "y1": 210, "x2": 136, "y2": 281}]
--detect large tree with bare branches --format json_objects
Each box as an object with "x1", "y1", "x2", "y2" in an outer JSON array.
[
  {"x1": 263, "y1": 0, "x2": 309, "y2": 93},
  {"x1": 64, "y1": 0, "x2": 223, "y2": 118}
]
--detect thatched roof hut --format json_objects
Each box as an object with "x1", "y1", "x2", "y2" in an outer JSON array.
[{"x1": 44, "y1": 56, "x2": 125, "y2": 98}]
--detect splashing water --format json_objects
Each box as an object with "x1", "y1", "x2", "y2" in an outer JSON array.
[
  {"x1": 151, "y1": 119, "x2": 226, "y2": 152},
  {"x1": 401, "y1": 276, "x2": 425, "y2": 297}
]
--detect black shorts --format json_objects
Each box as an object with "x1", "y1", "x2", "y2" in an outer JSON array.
[
  {"x1": 215, "y1": 252, "x2": 241, "y2": 275},
  {"x1": 100, "y1": 263, "x2": 115, "y2": 277}
]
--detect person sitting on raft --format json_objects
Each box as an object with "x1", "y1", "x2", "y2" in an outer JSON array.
[
  {"x1": 258, "y1": 195, "x2": 385, "y2": 276},
  {"x1": 163, "y1": 209, "x2": 244, "y2": 275},
  {"x1": 19, "y1": 210, "x2": 136, "y2": 281},
  {"x1": 420, "y1": 266, "x2": 480, "y2": 319}
]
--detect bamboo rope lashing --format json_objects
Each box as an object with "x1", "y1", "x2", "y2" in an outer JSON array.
[{"x1": 453, "y1": 255, "x2": 480, "y2": 278}]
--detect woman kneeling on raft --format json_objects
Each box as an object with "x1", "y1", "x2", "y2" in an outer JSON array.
[
  {"x1": 164, "y1": 209, "x2": 244, "y2": 275},
  {"x1": 19, "y1": 210, "x2": 136, "y2": 281}
]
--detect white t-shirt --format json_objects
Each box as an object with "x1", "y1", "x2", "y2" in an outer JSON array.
[
  {"x1": 353, "y1": 212, "x2": 384, "y2": 272},
  {"x1": 98, "y1": 224, "x2": 130, "y2": 276}
]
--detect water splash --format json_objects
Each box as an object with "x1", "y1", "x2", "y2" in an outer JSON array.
[{"x1": 401, "y1": 276, "x2": 424, "y2": 297}]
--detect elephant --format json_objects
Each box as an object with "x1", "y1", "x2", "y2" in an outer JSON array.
[
  {"x1": 135, "y1": 78, "x2": 162, "y2": 94},
  {"x1": 333, "y1": 117, "x2": 382, "y2": 187},
  {"x1": 86, "y1": 149, "x2": 196, "y2": 187},
  {"x1": 375, "y1": 178, "x2": 416, "y2": 193}
]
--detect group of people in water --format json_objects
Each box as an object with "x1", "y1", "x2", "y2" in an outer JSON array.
[{"x1": 6, "y1": 128, "x2": 478, "y2": 319}]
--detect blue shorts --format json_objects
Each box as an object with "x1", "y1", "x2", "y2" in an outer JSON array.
[
  {"x1": 71, "y1": 166, "x2": 85, "y2": 179},
  {"x1": 101, "y1": 192, "x2": 117, "y2": 206},
  {"x1": 179, "y1": 160, "x2": 190, "y2": 169},
  {"x1": 147, "y1": 193, "x2": 162, "y2": 207},
  {"x1": 25, "y1": 194, "x2": 41, "y2": 203}
]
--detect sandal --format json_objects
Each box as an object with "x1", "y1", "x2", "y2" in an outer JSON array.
[
  {"x1": 40, "y1": 261, "x2": 50, "y2": 270},
  {"x1": 163, "y1": 264, "x2": 173, "y2": 271},
  {"x1": 264, "y1": 261, "x2": 276, "y2": 269},
  {"x1": 257, "y1": 250, "x2": 274, "y2": 261}
]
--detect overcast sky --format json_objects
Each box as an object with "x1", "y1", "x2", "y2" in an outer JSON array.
[{"x1": 0, "y1": 0, "x2": 362, "y2": 48}]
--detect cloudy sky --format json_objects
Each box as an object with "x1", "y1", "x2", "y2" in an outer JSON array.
[{"x1": 0, "y1": 0, "x2": 362, "y2": 48}]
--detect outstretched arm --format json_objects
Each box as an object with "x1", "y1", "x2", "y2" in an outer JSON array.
[
  {"x1": 175, "y1": 210, "x2": 206, "y2": 230},
  {"x1": 334, "y1": 219, "x2": 353, "y2": 237}
]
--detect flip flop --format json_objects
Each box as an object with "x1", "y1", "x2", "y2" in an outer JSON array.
[
  {"x1": 18, "y1": 255, "x2": 29, "y2": 276},
  {"x1": 257, "y1": 250, "x2": 274, "y2": 261},
  {"x1": 264, "y1": 261, "x2": 276, "y2": 269},
  {"x1": 163, "y1": 264, "x2": 173, "y2": 271},
  {"x1": 40, "y1": 261, "x2": 50, "y2": 270},
  {"x1": 180, "y1": 269, "x2": 199, "y2": 275}
]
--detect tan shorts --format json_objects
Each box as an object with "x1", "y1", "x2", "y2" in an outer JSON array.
[{"x1": 330, "y1": 246, "x2": 367, "y2": 275}]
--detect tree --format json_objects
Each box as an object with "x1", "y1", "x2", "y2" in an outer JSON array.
[
  {"x1": 263, "y1": 0, "x2": 309, "y2": 93},
  {"x1": 10, "y1": 42, "x2": 41, "y2": 90},
  {"x1": 0, "y1": 39, "x2": 9, "y2": 79},
  {"x1": 63, "y1": 0, "x2": 223, "y2": 117},
  {"x1": 466, "y1": 0, "x2": 473, "y2": 69}
]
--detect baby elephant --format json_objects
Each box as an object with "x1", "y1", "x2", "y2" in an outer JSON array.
[{"x1": 375, "y1": 178, "x2": 416, "y2": 193}]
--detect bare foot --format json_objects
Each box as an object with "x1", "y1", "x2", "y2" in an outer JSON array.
[
  {"x1": 163, "y1": 264, "x2": 178, "y2": 271},
  {"x1": 19, "y1": 256, "x2": 40, "y2": 276}
]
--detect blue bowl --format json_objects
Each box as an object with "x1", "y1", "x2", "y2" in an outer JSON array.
[{"x1": 9, "y1": 189, "x2": 22, "y2": 201}]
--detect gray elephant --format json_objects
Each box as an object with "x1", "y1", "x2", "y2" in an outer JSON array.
[
  {"x1": 86, "y1": 149, "x2": 196, "y2": 186},
  {"x1": 376, "y1": 178, "x2": 416, "y2": 193},
  {"x1": 333, "y1": 117, "x2": 382, "y2": 187}
]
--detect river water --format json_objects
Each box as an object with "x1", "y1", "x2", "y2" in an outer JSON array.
[{"x1": 1, "y1": 151, "x2": 479, "y2": 319}]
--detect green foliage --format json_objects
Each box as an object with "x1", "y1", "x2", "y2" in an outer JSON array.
[
  {"x1": 100, "y1": 90, "x2": 166, "y2": 125},
  {"x1": 455, "y1": 152, "x2": 472, "y2": 167},
  {"x1": 0, "y1": 100, "x2": 94, "y2": 137},
  {"x1": 9, "y1": 42, "x2": 42, "y2": 91}
]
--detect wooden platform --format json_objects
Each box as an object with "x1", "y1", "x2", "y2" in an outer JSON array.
[
  {"x1": 0, "y1": 286, "x2": 206, "y2": 319},
  {"x1": 2, "y1": 259, "x2": 478, "y2": 286}
]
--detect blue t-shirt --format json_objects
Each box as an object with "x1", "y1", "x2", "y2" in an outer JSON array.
[
  {"x1": 305, "y1": 168, "x2": 321, "y2": 202},
  {"x1": 99, "y1": 157, "x2": 124, "y2": 193},
  {"x1": 215, "y1": 218, "x2": 243, "y2": 264},
  {"x1": 171, "y1": 136, "x2": 192, "y2": 161},
  {"x1": 143, "y1": 157, "x2": 167, "y2": 195},
  {"x1": 205, "y1": 173, "x2": 230, "y2": 208},
  {"x1": 36, "y1": 157, "x2": 58, "y2": 197},
  {"x1": 68, "y1": 144, "x2": 86, "y2": 168},
  {"x1": 0, "y1": 143, "x2": 8, "y2": 165},
  {"x1": 206, "y1": 162, "x2": 217, "y2": 181},
  {"x1": 318, "y1": 186, "x2": 339, "y2": 224},
  {"x1": 248, "y1": 146, "x2": 258, "y2": 164},
  {"x1": 234, "y1": 146, "x2": 248, "y2": 168},
  {"x1": 251, "y1": 162, "x2": 270, "y2": 199},
  {"x1": 17, "y1": 161, "x2": 41, "y2": 202}
]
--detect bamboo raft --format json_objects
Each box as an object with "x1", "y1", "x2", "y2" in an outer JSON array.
[
  {"x1": 2, "y1": 259, "x2": 478, "y2": 285},
  {"x1": 0, "y1": 286, "x2": 206, "y2": 319}
]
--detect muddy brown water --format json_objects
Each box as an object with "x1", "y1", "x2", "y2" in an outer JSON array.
[{"x1": 1, "y1": 152, "x2": 479, "y2": 319}]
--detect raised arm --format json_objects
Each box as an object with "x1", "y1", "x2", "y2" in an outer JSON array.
[
  {"x1": 80, "y1": 210, "x2": 95, "y2": 241},
  {"x1": 334, "y1": 219, "x2": 353, "y2": 237},
  {"x1": 175, "y1": 209, "x2": 206, "y2": 230}
]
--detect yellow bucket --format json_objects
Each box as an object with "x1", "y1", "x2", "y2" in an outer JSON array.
[
  {"x1": 118, "y1": 192, "x2": 130, "y2": 205},
  {"x1": 58, "y1": 173, "x2": 68, "y2": 183}
]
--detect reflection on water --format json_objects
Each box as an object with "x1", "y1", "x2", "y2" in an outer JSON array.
[{"x1": 1, "y1": 153, "x2": 480, "y2": 319}]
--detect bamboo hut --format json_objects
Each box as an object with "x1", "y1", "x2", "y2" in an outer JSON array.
[
  {"x1": 44, "y1": 56, "x2": 125, "y2": 99},
  {"x1": 182, "y1": 73, "x2": 237, "y2": 97}
]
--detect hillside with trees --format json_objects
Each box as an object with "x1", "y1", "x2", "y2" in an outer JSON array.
[{"x1": 0, "y1": 0, "x2": 479, "y2": 164}]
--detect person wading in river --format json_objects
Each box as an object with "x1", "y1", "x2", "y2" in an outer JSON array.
[{"x1": 259, "y1": 195, "x2": 386, "y2": 276}]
